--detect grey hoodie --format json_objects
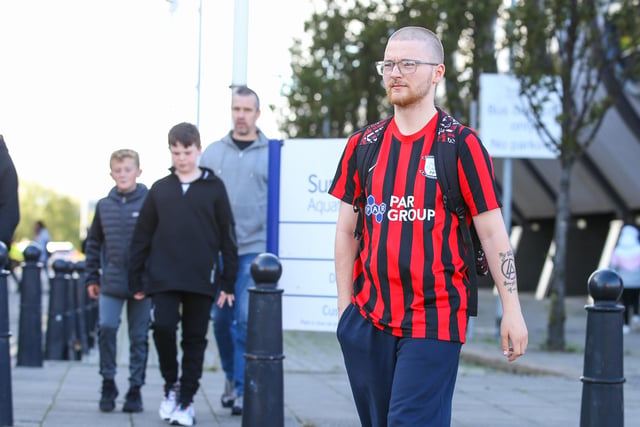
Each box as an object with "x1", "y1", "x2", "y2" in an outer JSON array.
[{"x1": 199, "y1": 130, "x2": 269, "y2": 255}]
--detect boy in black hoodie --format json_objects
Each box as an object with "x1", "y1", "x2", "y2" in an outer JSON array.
[{"x1": 129, "y1": 122, "x2": 238, "y2": 426}]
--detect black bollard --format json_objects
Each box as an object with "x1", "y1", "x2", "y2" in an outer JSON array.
[
  {"x1": 63, "y1": 261, "x2": 80, "y2": 361},
  {"x1": 76, "y1": 260, "x2": 95, "y2": 349},
  {"x1": 580, "y1": 268, "x2": 625, "y2": 427},
  {"x1": 44, "y1": 260, "x2": 72, "y2": 360},
  {"x1": 242, "y1": 253, "x2": 284, "y2": 427},
  {"x1": 87, "y1": 273, "x2": 99, "y2": 349},
  {"x1": 72, "y1": 261, "x2": 89, "y2": 355},
  {"x1": 17, "y1": 245, "x2": 43, "y2": 367},
  {"x1": 0, "y1": 243, "x2": 14, "y2": 426}
]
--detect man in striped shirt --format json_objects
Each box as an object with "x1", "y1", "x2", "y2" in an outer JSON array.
[{"x1": 330, "y1": 26, "x2": 528, "y2": 427}]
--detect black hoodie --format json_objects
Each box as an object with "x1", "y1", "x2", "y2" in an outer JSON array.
[{"x1": 128, "y1": 167, "x2": 238, "y2": 297}]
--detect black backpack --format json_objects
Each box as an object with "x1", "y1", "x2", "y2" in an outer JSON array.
[{"x1": 352, "y1": 107, "x2": 488, "y2": 316}]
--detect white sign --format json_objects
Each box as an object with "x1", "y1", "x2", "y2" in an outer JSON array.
[
  {"x1": 278, "y1": 138, "x2": 345, "y2": 331},
  {"x1": 479, "y1": 73, "x2": 559, "y2": 158}
]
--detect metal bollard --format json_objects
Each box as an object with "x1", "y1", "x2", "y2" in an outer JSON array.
[
  {"x1": 77, "y1": 260, "x2": 95, "y2": 349},
  {"x1": 17, "y1": 245, "x2": 43, "y2": 367},
  {"x1": 88, "y1": 281, "x2": 99, "y2": 349},
  {"x1": 72, "y1": 261, "x2": 89, "y2": 355},
  {"x1": 242, "y1": 253, "x2": 284, "y2": 427},
  {"x1": 580, "y1": 268, "x2": 625, "y2": 427},
  {"x1": 44, "y1": 260, "x2": 72, "y2": 360},
  {"x1": 63, "y1": 260, "x2": 80, "y2": 361},
  {"x1": 0, "y1": 243, "x2": 14, "y2": 426}
]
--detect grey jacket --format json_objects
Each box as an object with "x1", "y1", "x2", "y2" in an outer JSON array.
[
  {"x1": 84, "y1": 183, "x2": 148, "y2": 298},
  {"x1": 199, "y1": 130, "x2": 269, "y2": 255}
]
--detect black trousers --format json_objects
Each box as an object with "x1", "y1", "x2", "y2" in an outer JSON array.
[{"x1": 151, "y1": 291, "x2": 213, "y2": 405}]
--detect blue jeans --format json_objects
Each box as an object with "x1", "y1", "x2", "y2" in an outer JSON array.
[
  {"x1": 98, "y1": 293, "x2": 151, "y2": 386},
  {"x1": 211, "y1": 253, "x2": 256, "y2": 396}
]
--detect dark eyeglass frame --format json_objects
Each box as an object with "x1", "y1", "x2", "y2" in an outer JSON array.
[{"x1": 375, "y1": 59, "x2": 440, "y2": 76}]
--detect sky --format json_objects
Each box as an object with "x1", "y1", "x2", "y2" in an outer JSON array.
[{"x1": 0, "y1": 0, "x2": 315, "y2": 202}]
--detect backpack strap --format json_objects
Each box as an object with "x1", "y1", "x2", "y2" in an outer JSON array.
[
  {"x1": 433, "y1": 108, "x2": 480, "y2": 316},
  {"x1": 352, "y1": 117, "x2": 392, "y2": 240}
]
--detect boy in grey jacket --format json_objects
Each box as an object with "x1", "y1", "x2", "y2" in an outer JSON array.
[{"x1": 84, "y1": 149, "x2": 149, "y2": 413}]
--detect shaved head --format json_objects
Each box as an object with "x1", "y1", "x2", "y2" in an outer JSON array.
[{"x1": 388, "y1": 26, "x2": 444, "y2": 64}]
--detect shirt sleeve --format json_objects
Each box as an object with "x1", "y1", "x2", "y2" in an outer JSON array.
[
  {"x1": 456, "y1": 127, "x2": 502, "y2": 216},
  {"x1": 84, "y1": 206, "x2": 105, "y2": 286},
  {"x1": 128, "y1": 189, "x2": 158, "y2": 294},
  {"x1": 214, "y1": 181, "x2": 238, "y2": 294},
  {"x1": 328, "y1": 133, "x2": 361, "y2": 205}
]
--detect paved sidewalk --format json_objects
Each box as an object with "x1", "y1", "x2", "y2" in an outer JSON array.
[{"x1": 4, "y1": 282, "x2": 640, "y2": 426}]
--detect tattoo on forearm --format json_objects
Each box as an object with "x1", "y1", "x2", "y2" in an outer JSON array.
[{"x1": 499, "y1": 250, "x2": 517, "y2": 293}]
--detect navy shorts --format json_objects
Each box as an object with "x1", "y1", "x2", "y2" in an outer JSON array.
[{"x1": 337, "y1": 303, "x2": 462, "y2": 427}]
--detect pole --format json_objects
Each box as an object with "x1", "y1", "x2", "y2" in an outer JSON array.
[
  {"x1": 44, "y1": 260, "x2": 69, "y2": 360},
  {"x1": 502, "y1": 159, "x2": 513, "y2": 234},
  {"x1": 242, "y1": 253, "x2": 284, "y2": 427},
  {"x1": 73, "y1": 261, "x2": 89, "y2": 355},
  {"x1": 580, "y1": 268, "x2": 624, "y2": 426},
  {"x1": 231, "y1": 0, "x2": 249, "y2": 87},
  {"x1": 17, "y1": 245, "x2": 43, "y2": 367},
  {"x1": 196, "y1": 0, "x2": 203, "y2": 128}
]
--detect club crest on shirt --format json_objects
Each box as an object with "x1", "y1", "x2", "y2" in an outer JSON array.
[{"x1": 420, "y1": 155, "x2": 437, "y2": 179}]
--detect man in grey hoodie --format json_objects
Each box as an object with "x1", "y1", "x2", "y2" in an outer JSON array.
[{"x1": 199, "y1": 86, "x2": 270, "y2": 416}]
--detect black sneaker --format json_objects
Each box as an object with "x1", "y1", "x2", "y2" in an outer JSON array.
[
  {"x1": 99, "y1": 379, "x2": 118, "y2": 412},
  {"x1": 122, "y1": 385, "x2": 143, "y2": 413}
]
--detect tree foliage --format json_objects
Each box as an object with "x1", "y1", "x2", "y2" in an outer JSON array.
[
  {"x1": 507, "y1": 0, "x2": 640, "y2": 350},
  {"x1": 283, "y1": 0, "x2": 639, "y2": 351},
  {"x1": 281, "y1": 0, "x2": 503, "y2": 138},
  {"x1": 14, "y1": 181, "x2": 82, "y2": 250}
]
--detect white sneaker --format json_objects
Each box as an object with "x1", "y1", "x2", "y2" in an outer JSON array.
[
  {"x1": 158, "y1": 383, "x2": 179, "y2": 421},
  {"x1": 221, "y1": 378, "x2": 236, "y2": 408},
  {"x1": 231, "y1": 394, "x2": 243, "y2": 416},
  {"x1": 623, "y1": 324, "x2": 631, "y2": 335},
  {"x1": 169, "y1": 403, "x2": 195, "y2": 426}
]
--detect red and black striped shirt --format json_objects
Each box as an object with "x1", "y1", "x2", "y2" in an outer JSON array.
[{"x1": 329, "y1": 113, "x2": 501, "y2": 342}]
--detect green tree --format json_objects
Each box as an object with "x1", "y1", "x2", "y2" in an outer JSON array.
[
  {"x1": 507, "y1": 0, "x2": 640, "y2": 350},
  {"x1": 14, "y1": 181, "x2": 82, "y2": 250},
  {"x1": 281, "y1": 0, "x2": 503, "y2": 138}
]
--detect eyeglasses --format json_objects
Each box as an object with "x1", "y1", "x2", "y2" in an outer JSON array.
[{"x1": 375, "y1": 59, "x2": 440, "y2": 76}]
